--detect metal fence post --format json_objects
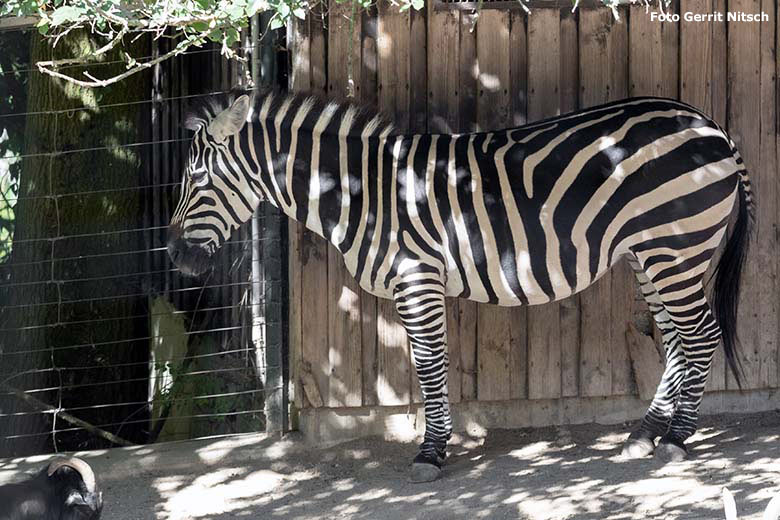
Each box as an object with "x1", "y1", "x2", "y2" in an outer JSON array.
[{"x1": 251, "y1": 12, "x2": 286, "y2": 434}]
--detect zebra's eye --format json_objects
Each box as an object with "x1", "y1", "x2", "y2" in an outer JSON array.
[{"x1": 190, "y1": 167, "x2": 208, "y2": 181}]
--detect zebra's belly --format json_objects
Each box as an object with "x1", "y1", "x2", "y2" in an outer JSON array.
[{"x1": 440, "y1": 233, "x2": 627, "y2": 307}]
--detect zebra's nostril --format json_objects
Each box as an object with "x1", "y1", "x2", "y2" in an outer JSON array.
[{"x1": 167, "y1": 240, "x2": 181, "y2": 263}]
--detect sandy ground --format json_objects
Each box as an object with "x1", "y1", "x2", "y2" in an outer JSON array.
[{"x1": 1, "y1": 410, "x2": 779, "y2": 519}]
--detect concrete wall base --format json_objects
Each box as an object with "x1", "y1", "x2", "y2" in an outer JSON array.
[{"x1": 298, "y1": 389, "x2": 780, "y2": 445}]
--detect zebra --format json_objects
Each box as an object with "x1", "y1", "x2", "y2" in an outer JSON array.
[{"x1": 167, "y1": 90, "x2": 753, "y2": 483}]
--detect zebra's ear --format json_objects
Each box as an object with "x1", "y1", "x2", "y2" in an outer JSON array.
[{"x1": 207, "y1": 94, "x2": 251, "y2": 143}]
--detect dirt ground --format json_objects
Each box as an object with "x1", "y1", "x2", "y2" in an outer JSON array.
[{"x1": 1, "y1": 410, "x2": 779, "y2": 519}]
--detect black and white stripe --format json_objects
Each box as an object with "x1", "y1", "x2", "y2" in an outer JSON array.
[{"x1": 168, "y1": 91, "x2": 753, "y2": 473}]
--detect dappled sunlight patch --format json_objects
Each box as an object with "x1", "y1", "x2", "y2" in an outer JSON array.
[
  {"x1": 344, "y1": 448, "x2": 371, "y2": 460},
  {"x1": 337, "y1": 285, "x2": 361, "y2": 318},
  {"x1": 528, "y1": 456, "x2": 564, "y2": 467},
  {"x1": 386, "y1": 491, "x2": 436, "y2": 503},
  {"x1": 194, "y1": 433, "x2": 289, "y2": 464},
  {"x1": 331, "y1": 478, "x2": 356, "y2": 491},
  {"x1": 154, "y1": 475, "x2": 186, "y2": 494},
  {"x1": 508, "y1": 441, "x2": 553, "y2": 460},
  {"x1": 508, "y1": 468, "x2": 535, "y2": 478},
  {"x1": 346, "y1": 487, "x2": 392, "y2": 502},
  {"x1": 156, "y1": 469, "x2": 289, "y2": 519},
  {"x1": 589, "y1": 431, "x2": 627, "y2": 451}
]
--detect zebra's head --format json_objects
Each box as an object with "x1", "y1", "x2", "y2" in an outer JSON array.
[{"x1": 168, "y1": 93, "x2": 258, "y2": 277}]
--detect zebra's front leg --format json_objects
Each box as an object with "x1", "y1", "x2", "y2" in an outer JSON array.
[{"x1": 393, "y1": 276, "x2": 451, "y2": 483}]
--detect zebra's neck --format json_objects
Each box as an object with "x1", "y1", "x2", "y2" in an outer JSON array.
[{"x1": 245, "y1": 93, "x2": 394, "y2": 255}]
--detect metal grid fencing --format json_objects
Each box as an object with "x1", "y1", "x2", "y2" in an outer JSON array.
[{"x1": 0, "y1": 21, "x2": 287, "y2": 457}]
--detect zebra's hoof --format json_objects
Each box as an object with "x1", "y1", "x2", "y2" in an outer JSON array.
[
  {"x1": 410, "y1": 462, "x2": 442, "y2": 483},
  {"x1": 621, "y1": 433, "x2": 655, "y2": 459},
  {"x1": 655, "y1": 437, "x2": 688, "y2": 462}
]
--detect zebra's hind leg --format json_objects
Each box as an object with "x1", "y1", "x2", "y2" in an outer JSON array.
[
  {"x1": 656, "y1": 285, "x2": 721, "y2": 462},
  {"x1": 393, "y1": 274, "x2": 451, "y2": 483},
  {"x1": 621, "y1": 257, "x2": 688, "y2": 459}
]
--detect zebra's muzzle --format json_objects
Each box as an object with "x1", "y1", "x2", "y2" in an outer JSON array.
[{"x1": 167, "y1": 225, "x2": 212, "y2": 277}]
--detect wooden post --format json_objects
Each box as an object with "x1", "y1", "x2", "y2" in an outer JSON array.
[{"x1": 526, "y1": 7, "x2": 563, "y2": 400}]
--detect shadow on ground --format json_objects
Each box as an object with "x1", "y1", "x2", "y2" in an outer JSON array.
[{"x1": 1, "y1": 411, "x2": 778, "y2": 519}]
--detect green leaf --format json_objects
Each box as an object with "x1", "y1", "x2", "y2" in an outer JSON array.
[
  {"x1": 225, "y1": 27, "x2": 240, "y2": 46},
  {"x1": 411, "y1": 0, "x2": 424, "y2": 9},
  {"x1": 190, "y1": 21, "x2": 209, "y2": 32},
  {"x1": 37, "y1": 22, "x2": 50, "y2": 35},
  {"x1": 269, "y1": 16, "x2": 284, "y2": 29},
  {"x1": 225, "y1": 2, "x2": 245, "y2": 20},
  {"x1": 247, "y1": 0, "x2": 269, "y2": 15},
  {"x1": 50, "y1": 5, "x2": 86, "y2": 26}
]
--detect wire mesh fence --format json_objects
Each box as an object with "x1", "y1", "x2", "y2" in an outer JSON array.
[{"x1": 0, "y1": 22, "x2": 287, "y2": 457}]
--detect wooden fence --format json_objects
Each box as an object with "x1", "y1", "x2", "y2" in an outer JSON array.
[{"x1": 286, "y1": 0, "x2": 779, "y2": 438}]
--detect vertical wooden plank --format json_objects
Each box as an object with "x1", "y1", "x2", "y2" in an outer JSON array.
[
  {"x1": 475, "y1": 10, "x2": 512, "y2": 402},
  {"x1": 427, "y1": 3, "x2": 461, "y2": 404},
  {"x1": 376, "y1": 2, "x2": 412, "y2": 406},
  {"x1": 299, "y1": 3, "x2": 330, "y2": 407},
  {"x1": 774, "y1": 0, "x2": 780, "y2": 390},
  {"x1": 428, "y1": 3, "x2": 462, "y2": 403},
  {"x1": 324, "y1": 0, "x2": 363, "y2": 409},
  {"x1": 310, "y1": 4, "x2": 327, "y2": 98},
  {"x1": 727, "y1": 0, "x2": 761, "y2": 390},
  {"x1": 377, "y1": 2, "x2": 412, "y2": 128},
  {"x1": 428, "y1": 5, "x2": 460, "y2": 134},
  {"x1": 660, "y1": 2, "x2": 679, "y2": 99},
  {"x1": 288, "y1": 15, "x2": 310, "y2": 411},
  {"x1": 300, "y1": 232, "x2": 330, "y2": 407},
  {"x1": 409, "y1": 6, "x2": 427, "y2": 405},
  {"x1": 410, "y1": 7, "x2": 428, "y2": 135},
  {"x1": 679, "y1": 0, "x2": 713, "y2": 136},
  {"x1": 558, "y1": 7, "x2": 580, "y2": 398},
  {"x1": 628, "y1": 4, "x2": 662, "y2": 98},
  {"x1": 359, "y1": 8, "x2": 380, "y2": 407},
  {"x1": 509, "y1": 11, "x2": 528, "y2": 400},
  {"x1": 526, "y1": 8, "x2": 562, "y2": 401},
  {"x1": 458, "y1": 10, "x2": 479, "y2": 401},
  {"x1": 326, "y1": 262, "x2": 363, "y2": 407},
  {"x1": 756, "y1": 0, "x2": 777, "y2": 389},
  {"x1": 328, "y1": 2, "x2": 362, "y2": 97},
  {"x1": 595, "y1": 5, "x2": 632, "y2": 398},
  {"x1": 608, "y1": 13, "x2": 631, "y2": 397},
  {"x1": 445, "y1": 300, "x2": 462, "y2": 404},
  {"x1": 707, "y1": 0, "x2": 728, "y2": 391},
  {"x1": 559, "y1": 9, "x2": 579, "y2": 114},
  {"x1": 578, "y1": 7, "x2": 627, "y2": 397},
  {"x1": 679, "y1": 0, "x2": 727, "y2": 392}
]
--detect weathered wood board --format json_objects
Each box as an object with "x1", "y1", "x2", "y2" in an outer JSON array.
[{"x1": 288, "y1": 1, "x2": 780, "y2": 422}]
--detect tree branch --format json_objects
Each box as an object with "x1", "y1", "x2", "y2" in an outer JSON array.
[
  {"x1": 36, "y1": 35, "x2": 204, "y2": 88},
  {"x1": 2, "y1": 383, "x2": 135, "y2": 448}
]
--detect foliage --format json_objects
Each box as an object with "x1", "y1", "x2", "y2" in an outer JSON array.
[
  {"x1": 0, "y1": 30, "x2": 29, "y2": 264},
  {"x1": 0, "y1": 0, "x2": 647, "y2": 88}
]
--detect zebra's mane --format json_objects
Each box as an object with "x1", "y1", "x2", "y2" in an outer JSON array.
[{"x1": 184, "y1": 88, "x2": 395, "y2": 137}]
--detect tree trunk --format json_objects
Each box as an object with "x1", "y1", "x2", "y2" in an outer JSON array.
[{"x1": 0, "y1": 30, "x2": 150, "y2": 455}]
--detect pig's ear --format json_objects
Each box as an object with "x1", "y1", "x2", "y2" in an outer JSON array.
[{"x1": 723, "y1": 488, "x2": 738, "y2": 520}]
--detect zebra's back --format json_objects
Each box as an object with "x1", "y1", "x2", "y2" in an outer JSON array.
[{"x1": 388, "y1": 97, "x2": 742, "y2": 306}]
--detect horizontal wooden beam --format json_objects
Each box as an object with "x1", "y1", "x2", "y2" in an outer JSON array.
[
  {"x1": 298, "y1": 388, "x2": 780, "y2": 444},
  {"x1": 434, "y1": 0, "x2": 632, "y2": 11},
  {"x1": 0, "y1": 16, "x2": 38, "y2": 31}
]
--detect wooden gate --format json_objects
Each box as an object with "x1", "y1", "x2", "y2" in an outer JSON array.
[{"x1": 287, "y1": 0, "x2": 779, "y2": 441}]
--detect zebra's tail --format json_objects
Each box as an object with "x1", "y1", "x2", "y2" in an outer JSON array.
[{"x1": 711, "y1": 156, "x2": 754, "y2": 389}]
